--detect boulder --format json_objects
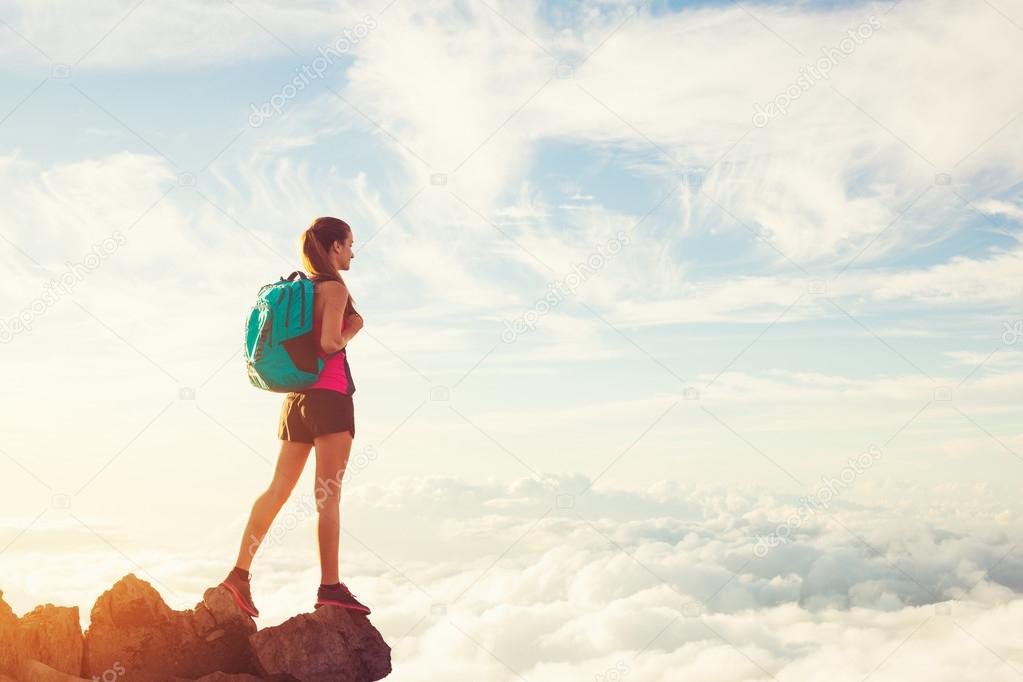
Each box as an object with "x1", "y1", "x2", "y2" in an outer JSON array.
[
  {"x1": 0, "y1": 590, "x2": 18, "y2": 676},
  {"x1": 249, "y1": 606, "x2": 391, "y2": 682},
  {"x1": 16, "y1": 658, "x2": 92, "y2": 681},
  {"x1": 169, "y1": 674, "x2": 299, "y2": 682},
  {"x1": 82, "y1": 574, "x2": 258, "y2": 680},
  {"x1": 15, "y1": 604, "x2": 83, "y2": 676}
]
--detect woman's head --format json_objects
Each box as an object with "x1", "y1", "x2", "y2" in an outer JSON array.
[
  {"x1": 301, "y1": 216, "x2": 358, "y2": 314},
  {"x1": 301, "y1": 216, "x2": 355, "y2": 280}
]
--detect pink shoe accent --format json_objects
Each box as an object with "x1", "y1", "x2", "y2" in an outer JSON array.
[
  {"x1": 315, "y1": 598, "x2": 370, "y2": 613},
  {"x1": 220, "y1": 580, "x2": 259, "y2": 617}
]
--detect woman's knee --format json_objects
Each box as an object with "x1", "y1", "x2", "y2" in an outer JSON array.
[
  {"x1": 316, "y1": 493, "x2": 341, "y2": 512},
  {"x1": 264, "y1": 484, "x2": 292, "y2": 506},
  {"x1": 313, "y1": 477, "x2": 343, "y2": 510}
]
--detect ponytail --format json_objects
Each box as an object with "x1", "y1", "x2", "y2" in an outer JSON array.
[{"x1": 300, "y1": 217, "x2": 359, "y2": 316}]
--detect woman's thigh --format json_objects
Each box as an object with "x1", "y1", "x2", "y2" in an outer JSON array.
[{"x1": 268, "y1": 440, "x2": 312, "y2": 498}]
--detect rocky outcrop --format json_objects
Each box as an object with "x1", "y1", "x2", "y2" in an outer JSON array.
[
  {"x1": 10, "y1": 659, "x2": 91, "y2": 681},
  {"x1": 249, "y1": 607, "x2": 391, "y2": 682},
  {"x1": 0, "y1": 590, "x2": 19, "y2": 675},
  {"x1": 0, "y1": 575, "x2": 391, "y2": 681},
  {"x1": 82, "y1": 574, "x2": 260, "y2": 680},
  {"x1": 14, "y1": 604, "x2": 83, "y2": 676},
  {"x1": 0, "y1": 589, "x2": 87, "y2": 681}
]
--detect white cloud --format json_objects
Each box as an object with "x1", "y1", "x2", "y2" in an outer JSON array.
[
  {"x1": 0, "y1": 0, "x2": 380, "y2": 69},
  {"x1": 9, "y1": 475, "x2": 1023, "y2": 680},
  {"x1": 976, "y1": 199, "x2": 1023, "y2": 223},
  {"x1": 869, "y1": 237, "x2": 1023, "y2": 306},
  {"x1": 337, "y1": 0, "x2": 1023, "y2": 303}
]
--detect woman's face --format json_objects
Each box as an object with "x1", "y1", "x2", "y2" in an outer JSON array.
[{"x1": 334, "y1": 232, "x2": 354, "y2": 270}]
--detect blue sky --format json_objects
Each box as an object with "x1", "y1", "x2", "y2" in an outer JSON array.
[{"x1": 1, "y1": 0, "x2": 1022, "y2": 679}]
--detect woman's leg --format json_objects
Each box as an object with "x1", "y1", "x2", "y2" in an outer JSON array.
[
  {"x1": 313, "y1": 430, "x2": 353, "y2": 584},
  {"x1": 233, "y1": 439, "x2": 313, "y2": 571}
]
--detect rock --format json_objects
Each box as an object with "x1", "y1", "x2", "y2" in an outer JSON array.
[
  {"x1": 0, "y1": 590, "x2": 18, "y2": 676},
  {"x1": 0, "y1": 592, "x2": 85, "y2": 680},
  {"x1": 2, "y1": 574, "x2": 391, "y2": 681},
  {"x1": 249, "y1": 606, "x2": 391, "y2": 682},
  {"x1": 15, "y1": 604, "x2": 83, "y2": 677},
  {"x1": 170, "y1": 673, "x2": 300, "y2": 682},
  {"x1": 82, "y1": 574, "x2": 259, "y2": 681},
  {"x1": 17, "y1": 658, "x2": 92, "y2": 681}
]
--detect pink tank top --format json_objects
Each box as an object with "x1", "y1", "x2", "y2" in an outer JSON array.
[{"x1": 307, "y1": 312, "x2": 355, "y2": 395}]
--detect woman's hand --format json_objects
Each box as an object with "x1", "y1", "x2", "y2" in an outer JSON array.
[{"x1": 342, "y1": 311, "x2": 364, "y2": 343}]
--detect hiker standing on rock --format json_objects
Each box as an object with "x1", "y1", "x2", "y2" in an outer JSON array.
[{"x1": 221, "y1": 216, "x2": 371, "y2": 618}]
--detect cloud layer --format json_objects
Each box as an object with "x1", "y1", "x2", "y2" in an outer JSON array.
[{"x1": 5, "y1": 474, "x2": 1023, "y2": 680}]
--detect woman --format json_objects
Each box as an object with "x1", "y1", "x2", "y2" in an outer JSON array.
[{"x1": 219, "y1": 216, "x2": 370, "y2": 618}]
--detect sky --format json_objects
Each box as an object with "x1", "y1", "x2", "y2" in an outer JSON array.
[{"x1": 1, "y1": 0, "x2": 1022, "y2": 679}]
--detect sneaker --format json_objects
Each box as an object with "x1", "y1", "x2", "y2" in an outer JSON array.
[
  {"x1": 219, "y1": 571, "x2": 259, "y2": 618},
  {"x1": 314, "y1": 582, "x2": 371, "y2": 614}
]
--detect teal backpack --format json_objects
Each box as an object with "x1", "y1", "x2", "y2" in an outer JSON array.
[{"x1": 244, "y1": 271, "x2": 340, "y2": 392}]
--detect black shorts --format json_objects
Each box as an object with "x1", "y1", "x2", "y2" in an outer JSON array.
[{"x1": 278, "y1": 389, "x2": 355, "y2": 443}]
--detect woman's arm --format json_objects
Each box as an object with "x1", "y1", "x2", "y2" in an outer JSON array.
[
  {"x1": 318, "y1": 280, "x2": 350, "y2": 354},
  {"x1": 343, "y1": 304, "x2": 364, "y2": 345}
]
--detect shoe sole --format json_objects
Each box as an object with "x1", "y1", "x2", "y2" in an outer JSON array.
[
  {"x1": 219, "y1": 581, "x2": 259, "y2": 617},
  {"x1": 314, "y1": 599, "x2": 371, "y2": 614}
]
